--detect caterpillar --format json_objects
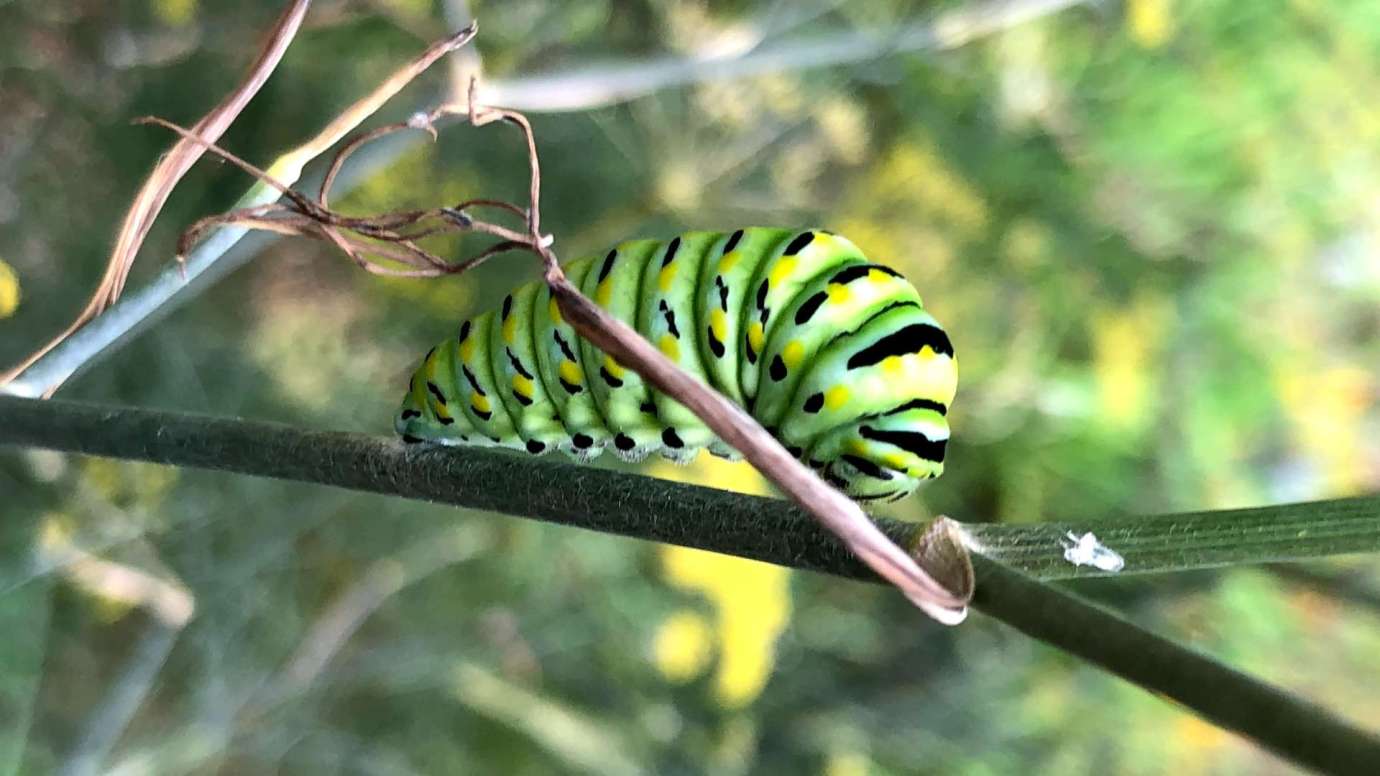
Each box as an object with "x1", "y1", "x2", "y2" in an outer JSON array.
[{"x1": 396, "y1": 227, "x2": 957, "y2": 502}]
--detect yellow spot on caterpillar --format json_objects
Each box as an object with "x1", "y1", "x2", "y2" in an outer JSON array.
[
  {"x1": 559, "y1": 360, "x2": 583, "y2": 386},
  {"x1": 847, "y1": 439, "x2": 869, "y2": 457},
  {"x1": 881, "y1": 355, "x2": 905, "y2": 375},
  {"x1": 603, "y1": 354, "x2": 626, "y2": 380},
  {"x1": 719, "y1": 251, "x2": 741, "y2": 273},
  {"x1": 868, "y1": 269, "x2": 892, "y2": 285},
  {"x1": 709, "y1": 308, "x2": 728, "y2": 342},
  {"x1": 659, "y1": 334, "x2": 680, "y2": 360},
  {"x1": 747, "y1": 322, "x2": 765, "y2": 355},
  {"x1": 459, "y1": 336, "x2": 476, "y2": 362},
  {"x1": 781, "y1": 340, "x2": 805, "y2": 369},
  {"x1": 596, "y1": 278, "x2": 613, "y2": 307},
  {"x1": 884, "y1": 453, "x2": 909, "y2": 472},
  {"x1": 471, "y1": 393, "x2": 491, "y2": 414},
  {"x1": 825, "y1": 386, "x2": 850, "y2": 410},
  {"x1": 548, "y1": 296, "x2": 563, "y2": 325},
  {"x1": 767, "y1": 257, "x2": 797, "y2": 287},
  {"x1": 501, "y1": 311, "x2": 517, "y2": 344},
  {"x1": 916, "y1": 346, "x2": 938, "y2": 361},
  {"x1": 826, "y1": 283, "x2": 850, "y2": 304},
  {"x1": 512, "y1": 374, "x2": 534, "y2": 398},
  {"x1": 659, "y1": 263, "x2": 677, "y2": 293}
]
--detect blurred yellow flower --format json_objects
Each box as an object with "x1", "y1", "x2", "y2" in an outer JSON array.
[
  {"x1": 1128, "y1": 0, "x2": 1174, "y2": 49},
  {"x1": 652, "y1": 610, "x2": 714, "y2": 682},
  {"x1": 822, "y1": 750, "x2": 871, "y2": 776},
  {"x1": 1276, "y1": 365, "x2": 1374, "y2": 492},
  {"x1": 646, "y1": 455, "x2": 793, "y2": 707},
  {"x1": 0, "y1": 257, "x2": 19, "y2": 318},
  {"x1": 151, "y1": 0, "x2": 197, "y2": 27},
  {"x1": 1091, "y1": 295, "x2": 1167, "y2": 431}
]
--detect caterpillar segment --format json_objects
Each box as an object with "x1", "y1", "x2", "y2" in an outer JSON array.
[{"x1": 397, "y1": 227, "x2": 958, "y2": 501}]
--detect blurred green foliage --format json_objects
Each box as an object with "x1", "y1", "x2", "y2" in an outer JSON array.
[{"x1": 1, "y1": 0, "x2": 1378, "y2": 773}]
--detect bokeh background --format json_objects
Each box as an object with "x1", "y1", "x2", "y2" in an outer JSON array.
[{"x1": 2, "y1": 0, "x2": 1379, "y2": 773}]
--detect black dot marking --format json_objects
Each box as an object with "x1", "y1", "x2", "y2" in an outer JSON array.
[
  {"x1": 755, "y1": 279, "x2": 769, "y2": 310},
  {"x1": 513, "y1": 391, "x2": 533, "y2": 407},
  {"x1": 659, "y1": 301, "x2": 681, "y2": 337},
  {"x1": 600, "y1": 366, "x2": 624, "y2": 388},
  {"x1": 458, "y1": 320, "x2": 471, "y2": 342},
  {"x1": 402, "y1": 434, "x2": 425, "y2": 444},
  {"x1": 859, "y1": 425, "x2": 948, "y2": 463},
  {"x1": 822, "y1": 469, "x2": 850, "y2": 489},
  {"x1": 614, "y1": 433, "x2": 637, "y2": 451},
  {"x1": 794, "y1": 291, "x2": 829, "y2": 325},
  {"x1": 662, "y1": 236, "x2": 681, "y2": 267},
  {"x1": 560, "y1": 378, "x2": 583, "y2": 395},
  {"x1": 846, "y1": 323, "x2": 954, "y2": 369},
  {"x1": 830, "y1": 263, "x2": 902, "y2": 285},
  {"x1": 723, "y1": 229, "x2": 744, "y2": 254},
  {"x1": 784, "y1": 231, "x2": 814, "y2": 256},
  {"x1": 424, "y1": 346, "x2": 437, "y2": 361},
  {"x1": 716, "y1": 276, "x2": 729, "y2": 310},
  {"x1": 474, "y1": 408, "x2": 492, "y2": 421},
  {"x1": 640, "y1": 401, "x2": 657, "y2": 415},
  {"x1": 489, "y1": 435, "x2": 502, "y2": 443},
  {"x1": 461, "y1": 366, "x2": 486, "y2": 395},
  {"x1": 803, "y1": 392, "x2": 825, "y2": 413},
  {"x1": 597, "y1": 249, "x2": 618, "y2": 282},
  {"x1": 438, "y1": 416, "x2": 455, "y2": 425},
  {"x1": 745, "y1": 338, "x2": 758, "y2": 364},
  {"x1": 572, "y1": 433, "x2": 594, "y2": 449},
  {"x1": 842, "y1": 454, "x2": 893, "y2": 480},
  {"x1": 501, "y1": 294, "x2": 513, "y2": 320},
  {"x1": 786, "y1": 445, "x2": 803, "y2": 458},
  {"x1": 506, "y1": 348, "x2": 534, "y2": 379},
  {"x1": 662, "y1": 428, "x2": 684, "y2": 448},
  {"x1": 525, "y1": 439, "x2": 546, "y2": 454},
  {"x1": 706, "y1": 326, "x2": 725, "y2": 358},
  {"x1": 769, "y1": 355, "x2": 787, "y2": 382},
  {"x1": 426, "y1": 381, "x2": 448, "y2": 406},
  {"x1": 400, "y1": 409, "x2": 421, "y2": 420},
  {"x1": 554, "y1": 331, "x2": 578, "y2": 361}
]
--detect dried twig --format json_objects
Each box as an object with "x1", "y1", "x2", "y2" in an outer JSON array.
[
  {"x1": 0, "y1": 0, "x2": 315, "y2": 394},
  {"x1": 0, "y1": 18, "x2": 479, "y2": 395}
]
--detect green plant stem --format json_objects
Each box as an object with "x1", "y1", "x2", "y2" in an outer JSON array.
[
  {"x1": 2, "y1": 396, "x2": 1378, "y2": 773},
  {"x1": 970, "y1": 557, "x2": 1378, "y2": 774}
]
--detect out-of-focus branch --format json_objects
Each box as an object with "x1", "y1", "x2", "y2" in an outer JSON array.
[
  {"x1": 263, "y1": 524, "x2": 492, "y2": 704},
  {"x1": 477, "y1": 0, "x2": 1089, "y2": 111},
  {"x1": 36, "y1": 527, "x2": 194, "y2": 776},
  {"x1": 2, "y1": 395, "x2": 1379, "y2": 773}
]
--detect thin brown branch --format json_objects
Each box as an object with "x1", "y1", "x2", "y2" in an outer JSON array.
[{"x1": 1, "y1": 0, "x2": 314, "y2": 392}]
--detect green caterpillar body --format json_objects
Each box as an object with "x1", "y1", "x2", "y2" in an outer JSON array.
[{"x1": 396, "y1": 227, "x2": 957, "y2": 501}]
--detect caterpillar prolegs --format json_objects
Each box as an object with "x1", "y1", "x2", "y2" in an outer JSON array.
[{"x1": 396, "y1": 228, "x2": 957, "y2": 501}]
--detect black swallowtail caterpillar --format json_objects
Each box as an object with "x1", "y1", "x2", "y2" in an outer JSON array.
[{"x1": 396, "y1": 227, "x2": 956, "y2": 502}]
